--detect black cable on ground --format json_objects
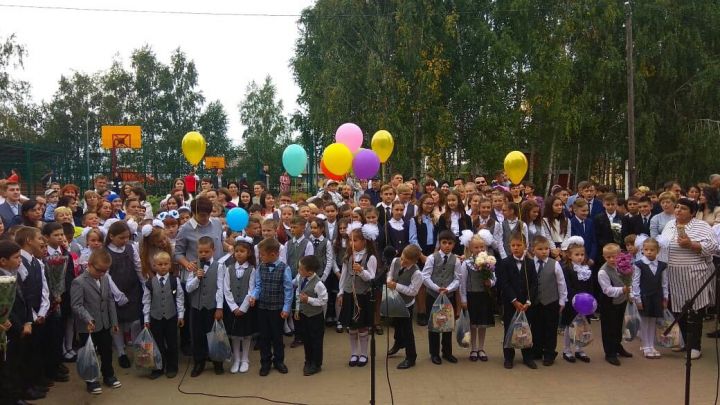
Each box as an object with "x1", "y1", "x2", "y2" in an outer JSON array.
[{"x1": 176, "y1": 359, "x2": 310, "y2": 405}]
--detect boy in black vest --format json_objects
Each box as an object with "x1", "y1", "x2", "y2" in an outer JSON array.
[
  {"x1": 0, "y1": 239, "x2": 35, "y2": 403},
  {"x1": 498, "y1": 232, "x2": 537, "y2": 369},
  {"x1": 186, "y1": 236, "x2": 224, "y2": 377},
  {"x1": 386, "y1": 245, "x2": 423, "y2": 369},
  {"x1": 294, "y1": 255, "x2": 327, "y2": 376},
  {"x1": 283, "y1": 215, "x2": 314, "y2": 348},
  {"x1": 527, "y1": 236, "x2": 567, "y2": 366},
  {"x1": 142, "y1": 251, "x2": 185, "y2": 379},
  {"x1": 249, "y1": 237, "x2": 293, "y2": 376},
  {"x1": 598, "y1": 243, "x2": 632, "y2": 366},
  {"x1": 16, "y1": 226, "x2": 51, "y2": 392},
  {"x1": 421, "y1": 230, "x2": 461, "y2": 365}
]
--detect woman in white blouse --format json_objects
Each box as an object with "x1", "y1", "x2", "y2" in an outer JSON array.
[{"x1": 660, "y1": 198, "x2": 719, "y2": 360}]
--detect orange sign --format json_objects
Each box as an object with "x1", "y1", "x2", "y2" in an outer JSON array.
[
  {"x1": 204, "y1": 156, "x2": 225, "y2": 169},
  {"x1": 101, "y1": 126, "x2": 142, "y2": 149}
]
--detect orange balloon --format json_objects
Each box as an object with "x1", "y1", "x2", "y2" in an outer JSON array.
[{"x1": 320, "y1": 160, "x2": 344, "y2": 181}]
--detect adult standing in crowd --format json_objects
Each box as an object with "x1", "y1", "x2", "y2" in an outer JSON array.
[{"x1": 660, "y1": 198, "x2": 718, "y2": 360}]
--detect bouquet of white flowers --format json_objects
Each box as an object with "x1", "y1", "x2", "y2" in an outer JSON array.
[{"x1": 474, "y1": 252, "x2": 496, "y2": 281}]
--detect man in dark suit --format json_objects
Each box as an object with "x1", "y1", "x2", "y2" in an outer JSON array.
[
  {"x1": 497, "y1": 233, "x2": 538, "y2": 369},
  {"x1": 366, "y1": 178, "x2": 382, "y2": 207},
  {"x1": 0, "y1": 181, "x2": 23, "y2": 230},
  {"x1": 213, "y1": 169, "x2": 224, "y2": 190}
]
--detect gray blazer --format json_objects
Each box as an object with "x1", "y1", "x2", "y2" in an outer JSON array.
[{"x1": 71, "y1": 271, "x2": 118, "y2": 332}]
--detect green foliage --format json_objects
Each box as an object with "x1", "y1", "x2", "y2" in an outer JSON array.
[
  {"x1": 236, "y1": 76, "x2": 292, "y2": 188},
  {"x1": 293, "y1": 0, "x2": 720, "y2": 190}
]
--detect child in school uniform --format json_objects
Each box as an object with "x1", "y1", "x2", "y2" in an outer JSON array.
[
  {"x1": 16, "y1": 227, "x2": 52, "y2": 391},
  {"x1": 527, "y1": 236, "x2": 567, "y2": 366},
  {"x1": 338, "y1": 227, "x2": 378, "y2": 368},
  {"x1": 221, "y1": 236, "x2": 257, "y2": 374},
  {"x1": 104, "y1": 221, "x2": 145, "y2": 369},
  {"x1": 186, "y1": 236, "x2": 224, "y2": 377},
  {"x1": 294, "y1": 255, "x2": 328, "y2": 376},
  {"x1": 142, "y1": 251, "x2": 184, "y2": 379},
  {"x1": 560, "y1": 237, "x2": 594, "y2": 363},
  {"x1": 437, "y1": 191, "x2": 472, "y2": 256},
  {"x1": 331, "y1": 219, "x2": 350, "y2": 332},
  {"x1": 598, "y1": 243, "x2": 633, "y2": 366},
  {"x1": 282, "y1": 215, "x2": 314, "y2": 347},
  {"x1": 459, "y1": 234, "x2": 496, "y2": 362},
  {"x1": 632, "y1": 238, "x2": 668, "y2": 359},
  {"x1": 41, "y1": 223, "x2": 70, "y2": 384},
  {"x1": 249, "y1": 237, "x2": 293, "y2": 376},
  {"x1": 386, "y1": 245, "x2": 423, "y2": 369},
  {"x1": 422, "y1": 230, "x2": 462, "y2": 365},
  {"x1": 501, "y1": 202, "x2": 529, "y2": 254},
  {"x1": 498, "y1": 232, "x2": 538, "y2": 369},
  {"x1": 0, "y1": 240, "x2": 35, "y2": 403},
  {"x1": 70, "y1": 249, "x2": 121, "y2": 394}
]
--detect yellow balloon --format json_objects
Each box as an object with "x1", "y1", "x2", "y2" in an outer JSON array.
[
  {"x1": 504, "y1": 151, "x2": 528, "y2": 184},
  {"x1": 371, "y1": 130, "x2": 394, "y2": 163},
  {"x1": 322, "y1": 143, "x2": 353, "y2": 175},
  {"x1": 182, "y1": 131, "x2": 206, "y2": 166}
]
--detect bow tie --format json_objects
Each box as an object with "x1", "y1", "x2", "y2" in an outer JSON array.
[
  {"x1": 199, "y1": 260, "x2": 210, "y2": 268},
  {"x1": 265, "y1": 263, "x2": 276, "y2": 268}
]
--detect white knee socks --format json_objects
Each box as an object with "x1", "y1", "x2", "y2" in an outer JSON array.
[
  {"x1": 241, "y1": 337, "x2": 252, "y2": 363},
  {"x1": 476, "y1": 327, "x2": 487, "y2": 351},
  {"x1": 359, "y1": 330, "x2": 369, "y2": 357},
  {"x1": 231, "y1": 336, "x2": 242, "y2": 364},
  {"x1": 640, "y1": 316, "x2": 657, "y2": 351},
  {"x1": 470, "y1": 326, "x2": 478, "y2": 351},
  {"x1": 349, "y1": 330, "x2": 359, "y2": 356}
]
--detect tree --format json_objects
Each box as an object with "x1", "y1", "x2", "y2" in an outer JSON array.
[{"x1": 238, "y1": 76, "x2": 292, "y2": 188}]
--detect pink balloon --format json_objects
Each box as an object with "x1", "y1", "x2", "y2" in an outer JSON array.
[
  {"x1": 335, "y1": 123, "x2": 363, "y2": 152},
  {"x1": 352, "y1": 149, "x2": 380, "y2": 180}
]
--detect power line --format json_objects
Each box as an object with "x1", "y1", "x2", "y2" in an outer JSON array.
[{"x1": 0, "y1": 3, "x2": 303, "y2": 17}]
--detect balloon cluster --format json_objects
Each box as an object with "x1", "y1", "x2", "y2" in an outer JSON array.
[{"x1": 281, "y1": 123, "x2": 394, "y2": 180}]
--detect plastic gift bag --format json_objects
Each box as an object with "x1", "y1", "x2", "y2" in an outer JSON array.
[
  {"x1": 456, "y1": 309, "x2": 471, "y2": 348},
  {"x1": 207, "y1": 320, "x2": 232, "y2": 362},
  {"x1": 503, "y1": 311, "x2": 533, "y2": 349},
  {"x1": 133, "y1": 327, "x2": 163, "y2": 370},
  {"x1": 428, "y1": 294, "x2": 455, "y2": 333},
  {"x1": 622, "y1": 302, "x2": 641, "y2": 341},
  {"x1": 569, "y1": 314, "x2": 593, "y2": 347},
  {"x1": 380, "y1": 287, "x2": 410, "y2": 318},
  {"x1": 656, "y1": 309, "x2": 684, "y2": 348},
  {"x1": 76, "y1": 336, "x2": 101, "y2": 381}
]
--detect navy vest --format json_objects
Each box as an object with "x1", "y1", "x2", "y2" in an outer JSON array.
[{"x1": 21, "y1": 256, "x2": 42, "y2": 312}]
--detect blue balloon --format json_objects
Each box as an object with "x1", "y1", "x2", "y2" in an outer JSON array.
[
  {"x1": 226, "y1": 207, "x2": 249, "y2": 232},
  {"x1": 282, "y1": 144, "x2": 308, "y2": 177}
]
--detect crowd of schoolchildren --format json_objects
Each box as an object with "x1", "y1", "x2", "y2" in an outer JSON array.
[{"x1": 0, "y1": 170, "x2": 719, "y2": 404}]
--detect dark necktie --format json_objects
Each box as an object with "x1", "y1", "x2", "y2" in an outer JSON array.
[
  {"x1": 200, "y1": 259, "x2": 210, "y2": 268},
  {"x1": 399, "y1": 267, "x2": 405, "y2": 276},
  {"x1": 300, "y1": 278, "x2": 308, "y2": 290},
  {"x1": 160, "y1": 277, "x2": 166, "y2": 287},
  {"x1": 313, "y1": 239, "x2": 320, "y2": 248},
  {"x1": 537, "y1": 260, "x2": 544, "y2": 274},
  {"x1": 31, "y1": 258, "x2": 41, "y2": 273},
  {"x1": 442, "y1": 255, "x2": 448, "y2": 265},
  {"x1": 580, "y1": 221, "x2": 585, "y2": 233},
  {"x1": 386, "y1": 207, "x2": 391, "y2": 220},
  {"x1": 644, "y1": 217, "x2": 649, "y2": 227}
]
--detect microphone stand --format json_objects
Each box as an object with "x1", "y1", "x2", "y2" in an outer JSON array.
[{"x1": 663, "y1": 262, "x2": 719, "y2": 405}]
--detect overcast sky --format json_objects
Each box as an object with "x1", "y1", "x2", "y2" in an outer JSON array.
[{"x1": 2, "y1": 0, "x2": 316, "y2": 144}]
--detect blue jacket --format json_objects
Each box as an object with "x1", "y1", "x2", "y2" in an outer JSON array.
[{"x1": 570, "y1": 216, "x2": 598, "y2": 262}]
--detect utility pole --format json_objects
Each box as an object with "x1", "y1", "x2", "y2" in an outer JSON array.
[{"x1": 626, "y1": 1, "x2": 636, "y2": 192}]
